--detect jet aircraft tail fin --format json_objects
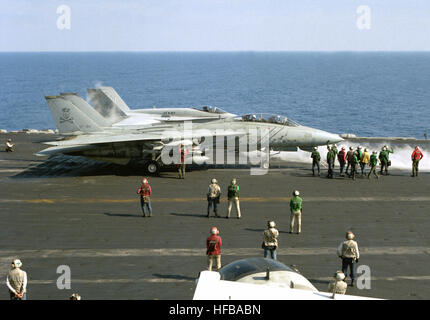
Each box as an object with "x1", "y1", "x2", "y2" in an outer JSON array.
[
  {"x1": 45, "y1": 96, "x2": 103, "y2": 134},
  {"x1": 87, "y1": 86, "x2": 129, "y2": 123},
  {"x1": 60, "y1": 92, "x2": 111, "y2": 127}
]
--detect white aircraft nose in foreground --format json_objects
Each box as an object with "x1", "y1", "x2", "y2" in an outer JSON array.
[{"x1": 193, "y1": 258, "x2": 379, "y2": 300}]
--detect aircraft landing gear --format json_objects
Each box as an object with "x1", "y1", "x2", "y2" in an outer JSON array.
[{"x1": 144, "y1": 160, "x2": 160, "y2": 175}]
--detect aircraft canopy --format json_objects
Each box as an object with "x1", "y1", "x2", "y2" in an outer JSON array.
[
  {"x1": 219, "y1": 258, "x2": 298, "y2": 282},
  {"x1": 240, "y1": 113, "x2": 300, "y2": 127},
  {"x1": 193, "y1": 105, "x2": 228, "y2": 114}
]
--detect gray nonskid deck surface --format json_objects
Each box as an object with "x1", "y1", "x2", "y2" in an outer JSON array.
[{"x1": 1, "y1": 133, "x2": 430, "y2": 299}]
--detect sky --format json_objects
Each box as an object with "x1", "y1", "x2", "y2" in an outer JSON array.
[{"x1": 0, "y1": 0, "x2": 429, "y2": 52}]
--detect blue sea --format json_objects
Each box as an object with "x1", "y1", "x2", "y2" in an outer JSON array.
[{"x1": 0, "y1": 52, "x2": 429, "y2": 138}]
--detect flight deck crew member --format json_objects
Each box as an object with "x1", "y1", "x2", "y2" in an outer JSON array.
[
  {"x1": 411, "y1": 146, "x2": 424, "y2": 177},
  {"x1": 262, "y1": 221, "x2": 279, "y2": 260},
  {"x1": 206, "y1": 227, "x2": 222, "y2": 271},
  {"x1": 137, "y1": 178, "x2": 152, "y2": 217},
  {"x1": 5, "y1": 139, "x2": 14, "y2": 152},
  {"x1": 346, "y1": 147, "x2": 354, "y2": 176},
  {"x1": 338, "y1": 147, "x2": 347, "y2": 176},
  {"x1": 350, "y1": 151, "x2": 359, "y2": 180},
  {"x1": 177, "y1": 144, "x2": 188, "y2": 179},
  {"x1": 70, "y1": 293, "x2": 82, "y2": 300},
  {"x1": 360, "y1": 148, "x2": 370, "y2": 176},
  {"x1": 379, "y1": 146, "x2": 393, "y2": 175},
  {"x1": 328, "y1": 271, "x2": 348, "y2": 297},
  {"x1": 326, "y1": 146, "x2": 335, "y2": 179},
  {"x1": 227, "y1": 178, "x2": 241, "y2": 219},
  {"x1": 289, "y1": 190, "x2": 303, "y2": 234},
  {"x1": 356, "y1": 146, "x2": 363, "y2": 162},
  {"x1": 207, "y1": 178, "x2": 221, "y2": 218},
  {"x1": 331, "y1": 145, "x2": 338, "y2": 169},
  {"x1": 311, "y1": 147, "x2": 321, "y2": 176},
  {"x1": 368, "y1": 151, "x2": 379, "y2": 179},
  {"x1": 337, "y1": 231, "x2": 360, "y2": 287},
  {"x1": 6, "y1": 259, "x2": 27, "y2": 300}
]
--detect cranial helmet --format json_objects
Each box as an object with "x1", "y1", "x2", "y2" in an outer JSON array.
[
  {"x1": 346, "y1": 231, "x2": 355, "y2": 240},
  {"x1": 12, "y1": 259, "x2": 22, "y2": 268},
  {"x1": 211, "y1": 227, "x2": 219, "y2": 235},
  {"x1": 335, "y1": 271, "x2": 346, "y2": 281}
]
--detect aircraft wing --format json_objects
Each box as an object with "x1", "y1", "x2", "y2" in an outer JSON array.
[
  {"x1": 36, "y1": 129, "x2": 246, "y2": 156},
  {"x1": 193, "y1": 271, "x2": 380, "y2": 300}
]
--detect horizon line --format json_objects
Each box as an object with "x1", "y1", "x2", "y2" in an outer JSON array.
[{"x1": 1, "y1": 50, "x2": 430, "y2": 54}]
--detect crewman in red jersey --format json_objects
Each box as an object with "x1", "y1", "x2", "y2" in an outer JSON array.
[
  {"x1": 137, "y1": 178, "x2": 152, "y2": 217},
  {"x1": 206, "y1": 227, "x2": 222, "y2": 271},
  {"x1": 177, "y1": 144, "x2": 189, "y2": 179},
  {"x1": 411, "y1": 146, "x2": 424, "y2": 177}
]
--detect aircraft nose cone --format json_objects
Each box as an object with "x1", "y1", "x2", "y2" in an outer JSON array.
[
  {"x1": 313, "y1": 130, "x2": 344, "y2": 145},
  {"x1": 325, "y1": 133, "x2": 344, "y2": 144}
]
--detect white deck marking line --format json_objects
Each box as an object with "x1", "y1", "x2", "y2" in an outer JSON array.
[
  {"x1": 0, "y1": 246, "x2": 429, "y2": 259},
  {"x1": 1, "y1": 196, "x2": 430, "y2": 204}
]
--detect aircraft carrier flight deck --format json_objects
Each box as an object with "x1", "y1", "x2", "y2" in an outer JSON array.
[{"x1": 1, "y1": 133, "x2": 430, "y2": 300}]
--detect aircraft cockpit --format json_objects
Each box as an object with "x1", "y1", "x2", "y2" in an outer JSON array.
[
  {"x1": 194, "y1": 105, "x2": 228, "y2": 114},
  {"x1": 240, "y1": 113, "x2": 299, "y2": 127},
  {"x1": 218, "y1": 258, "x2": 298, "y2": 282},
  {"x1": 218, "y1": 258, "x2": 317, "y2": 291}
]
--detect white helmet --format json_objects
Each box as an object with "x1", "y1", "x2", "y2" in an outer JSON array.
[
  {"x1": 346, "y1": 231, "x2": 355, "y2": 240},
  {"x1": 12, "y1": 259, "x2": 22, "y2": 268},
  {"x1": 268, "y1": 221, "x2": 276, "y2": 228},
  {"x1": 231, "y1": 178, "x2": 237, "y2": 184},
  {"x1": 211, "y1": 227, "x2": 219, "y2": 235},
  {"x1": 211, "y1": 178, "x2": 217, "y2": 184},
  {"x1": 293, "y1": 190, "x2": 300, "y2": 196},
  {"x1": 335, "y1": 271, "x2": 346, "y2": 281}
]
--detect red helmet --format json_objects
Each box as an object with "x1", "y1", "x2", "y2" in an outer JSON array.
[{"x1": 142, "y1": 178, "x2": 148, "y2": 185}]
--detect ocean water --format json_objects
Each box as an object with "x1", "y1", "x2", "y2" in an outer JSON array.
[{"x1": 0, "y1": 52, "x2": 429, "y2": 138}]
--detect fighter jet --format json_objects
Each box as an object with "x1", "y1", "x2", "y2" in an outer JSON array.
[
  {"x1": 193, "y1": 258, "x2": 379, "y2": 300},
  {"x1": 38, "y1": 92, "x2": 342, "y2": 174}
]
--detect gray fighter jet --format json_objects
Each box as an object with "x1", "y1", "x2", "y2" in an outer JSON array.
[{"x1": 38, "y1": 92, "x2": 342, "y2": 174}]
